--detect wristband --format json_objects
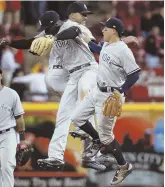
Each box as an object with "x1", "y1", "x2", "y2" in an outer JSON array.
[{"x1": 19, "y1": 130, "x2": 25, "y2": 141}]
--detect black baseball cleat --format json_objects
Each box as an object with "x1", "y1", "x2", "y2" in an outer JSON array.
[
  {"x1": 37, "y1": 158, "x2": 64, "y2": 171},
  {"x1": 81, "y1": 159, "x2": 106, "y2": 171},
  {"x1": 69, "y1": 130, "x2": 89, "y2": 140},
  {"x1": 110, "y1": 163, "x2": 133, "y2": 185}
]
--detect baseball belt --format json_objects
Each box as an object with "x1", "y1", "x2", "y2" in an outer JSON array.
[
  {"x1": 97, "y1": 83, "x2": 113, "y2": 93},
  {"x1": 69, "y1": 63, "x2": 91, "y2": 73}
]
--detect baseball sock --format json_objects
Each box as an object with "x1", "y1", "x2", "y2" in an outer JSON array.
[
  {"x1": 102, "y1": 139, "x2": 126, "y2": 166},
  {"x1": 80, "y1": 120, "x2": 99, "y2": 140}
]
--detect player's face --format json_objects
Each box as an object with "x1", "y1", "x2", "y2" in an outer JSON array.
[
  {"x1": 74, "y1": 13, "x2": 88, "y2": 25},
  {"x1": 102, "y1": 27, "x2": 114, "y2": 42}
]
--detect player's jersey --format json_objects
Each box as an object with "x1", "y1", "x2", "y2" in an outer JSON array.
[
  {"x1": 35, "y1": 20, "x2": 97, "y2": 71},
  {"x1": 50, "y1": 19, "x2": 97, "y2": 71},
  {"x1": 0, "y1": 87, "x2": 24, "y2": 131},
  {"x1": 97, "y1": 41, "x2": 140, "y2": 87}
]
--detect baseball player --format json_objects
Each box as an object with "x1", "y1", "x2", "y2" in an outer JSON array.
[
  {"x1": 0, "y1": 69, "x2": 31, "y2": 187},
  {"x1": 71, "y1": 17, "x2": 141, "y2": 185}
]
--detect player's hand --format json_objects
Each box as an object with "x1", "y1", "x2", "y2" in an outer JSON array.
[
  {"x1": 122, "y1": 36, "x2": 139, "y2": 47},
  {"x1": 82, "y1": 32, "x2": 91, "y2": 44},
  {"x1": 0, "y1": 37, "x2": 10, "y2": 50}
]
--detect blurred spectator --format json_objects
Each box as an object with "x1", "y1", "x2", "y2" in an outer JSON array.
[
  {"x1": 0, "y1": 24, "x2": 6, "y2": 38},
  {"x1": 145, "y1": 26, "x2": 162, "y2": 68},
  {"x1": 4, "y1": 1, "x2": 21, "y2": 31},
  {"x1": 134, "y1": 1, "x2": 151, "y2": 14},
  {"x1": 9, "y1": 25, "x2": 25, "y2": 66},
  {"x1": 135, "y1": 49, "x2": 146, "y2": 69},
  {"x1": 0, "y1": 0, "x2": 6, "y2": 24},
  {"x1": 12, "y1": 65, "x2": 48, "y2": 102},
  {"x1": 10, "y1": 68, "x2": 28, "y2": 101},
  {"x1": 159, "y1": 40, "x2": 164, "y2": 67},
  {"x1": 141, "y1": 11, "x2": 153, "y2": 37},
  {"x1": 150, "y1": 1, "x2": 164, "y2": 11},
  {"x1": 119, "y1": 5, "x2": 141, "y2": 36},
  {"x1": 151, "y1": 7, "x2": 164, "y2": 35},
  {"x1": 0, "y1": 46, "x2": 20, "y2": 86},
  {"x1": 30, "y1": 1, "x2": 47, "y2": 24}
]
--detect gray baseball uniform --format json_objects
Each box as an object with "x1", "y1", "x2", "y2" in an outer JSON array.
[
  {"x1": 48, "y1": 19, "x2": 98, "y2": 161},
  {"x1": 0, "y1": 86, "x2": 24, "y2": 187},
  {"x1": 71, "y1": 41, "x2": 140, "y2": 145}
]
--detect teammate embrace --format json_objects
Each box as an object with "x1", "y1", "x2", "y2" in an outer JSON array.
[{"x1": 0, "y1": 2, "x2": 140, "y2": 186}]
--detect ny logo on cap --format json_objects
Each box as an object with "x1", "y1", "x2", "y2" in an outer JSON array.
[
  {"x1": 106, "y1": 18, "x2": 111, "y2": 22},
  {"x1": 39, "y1": 20, "x2": 42, "y2": 26},
  {"x1": 84, "y1": 4, "x2": 87, "y2": 10},
  {"x1": 50, "y1": 21, "x2": 53, "y2": 23}
]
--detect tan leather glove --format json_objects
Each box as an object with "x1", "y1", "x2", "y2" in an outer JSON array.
[
  {"x1": 103, "y1": 90, "x2": 122, "y2": 117},
  {"x1": 30, "y1": 35, "x2": 55, "y2": 56}
]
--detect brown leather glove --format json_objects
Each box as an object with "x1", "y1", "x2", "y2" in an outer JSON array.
[{"x1": 102, "y1": 90, "x2": 122, "y2": 117}]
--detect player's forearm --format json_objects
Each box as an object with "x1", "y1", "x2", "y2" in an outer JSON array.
[
  {"x1": 55, "y1": 26, "x2": 81, "y2": 40},
  {"x1": 9, "y1": 38, "x2": 35, "y2": 49},
  {"x1": 121, "y1": 71, "x2": 140, "y2": 93},
  {"x1": 15, "y1": 115, "x2": 26, "y2": 140}
]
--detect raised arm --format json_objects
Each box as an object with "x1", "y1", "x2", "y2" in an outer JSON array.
[
  {"x1": 0, "y1": 37, "x2": 35, "y2": 50},
  {"x1": 82, "y1": 32, "x2": 139, "y2": 54}
]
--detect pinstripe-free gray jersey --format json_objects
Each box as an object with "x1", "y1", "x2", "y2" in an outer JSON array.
[
  {"x1": 0, "y1": 87, "x2": 24, "y2": 131},
  {"x1": 97, "y1": 41, "x2": 140, "y2": 87},
  {"x1": 35, "y1": 20, "x2": 97, "y2": 70},
  {"x1": 51, "y1": 19, "x2": 97, "y2": 71}
]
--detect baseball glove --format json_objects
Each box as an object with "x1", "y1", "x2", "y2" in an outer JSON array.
[
  {"x1": 103, "y1": 90, "x2": 122, "y2": 117},
  {"x1": 16, "y1": 142, "x2": 34, "y2": 166},
  {"x1": 29, "y1": 35, "x2": 55, "y2": 56}
]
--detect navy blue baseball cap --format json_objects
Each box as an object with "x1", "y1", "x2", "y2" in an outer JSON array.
[
  {"x1": 38, "y1": 11, "x2": 63, "y2": 32},
  {"x1": 67, "y1": 2, "x2": 93, "y2": 15},
  {"x1": 101, "y1": 17, "x2": 124, "y2": 37}
]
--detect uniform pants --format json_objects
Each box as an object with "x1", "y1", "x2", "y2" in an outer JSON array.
[
  {"x1": 71, "y1": 86, "x2": 125, "y2": 145},
  {"x1": 45, "y1": 67, "x2": 70, "y2": 95},
  {"x1": 0, "y1": 128, "x2": 17, "y2": 187},
  {"x1": 48, "y1": 65, "x2": 98, "y2": 161}
]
